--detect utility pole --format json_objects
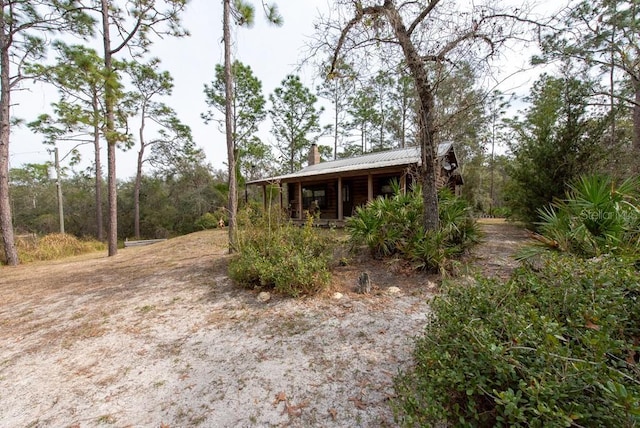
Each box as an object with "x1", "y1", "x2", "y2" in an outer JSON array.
[{"x1": 54, "y1": 147, "x2": 65, "y2": 234}]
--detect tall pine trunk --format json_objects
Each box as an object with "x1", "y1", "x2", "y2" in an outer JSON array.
[
  {"x1": 633, "y1": 76, "x2": 640, "y2": 174},
  {"x1": 92, "y1": 93, "x2": 104, "y2": 241},
  {"x1": 134, "y1": 112, "x2": 145, "y2": 240},
  {"x1": 101, "y1": 0, "x2": 118, "y2": 256},
  {"x1": 223, "y1": 0, "x2": 238, "y2": 252},
  {"x1": 334, "y1": 85, "x2": 339, "y2": 159},
  {"x1": 0, "y1": 17, "x2": 18, "y2": 265}
]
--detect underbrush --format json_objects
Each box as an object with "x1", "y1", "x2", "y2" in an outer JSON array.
[
  {"x1": 525, "y1": 174, "x2": 640, "y2": 259},
  {"x1": 228, "y1": 209, "x2": 334, "y2": 297},
  {"x1": 10, "y1": 233, "x2": 105, "y2": 263},
  {"x1": 346, "y1": 185, "x2": 480, "y2": 272},
  {"x1": 394, "y1": 253, "x2": 640, "y2": 427}
]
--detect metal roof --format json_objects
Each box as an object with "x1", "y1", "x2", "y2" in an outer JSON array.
[{"x1": 249, "y1": 143, "x2": 453, "y2": 185}]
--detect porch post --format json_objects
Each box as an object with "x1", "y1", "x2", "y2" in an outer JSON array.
[
  {"x1": 277, "y1": 183, "x2": 282, "y2": 211},
  {"x1": 337, "y1": 177, "x2": 343, "y2": 221},
  {"x1": 297, "y1": 182, "x2": 303, "y2": 220},
  {"x1": 400, "y1": 173, "x2": 407, "y2": 194},
  {"x1": 367, "y1": 174, "x2": 373, "y2": 202},
  {"x1": 262, "y1": 184, "x2": 267, "y2": 211}
]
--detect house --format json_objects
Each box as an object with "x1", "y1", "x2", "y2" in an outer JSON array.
[{"x1": 248, "y1": 143, "x2": 463, "y2": 225}]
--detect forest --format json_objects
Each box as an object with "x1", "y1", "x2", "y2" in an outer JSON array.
[{"x1": 2, "y1": 0, "x2": 638, "y2": 261}]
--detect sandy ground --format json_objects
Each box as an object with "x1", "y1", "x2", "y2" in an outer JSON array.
[
  {"x1": 0, "y1": 230, "x2": 438, "y2": 427},
  {"x1": 0, "y1": 220, "x2": 527, "y2": 428},
  {"x1": 468, "y1": 218, "x2": 529, "y2": 280}
]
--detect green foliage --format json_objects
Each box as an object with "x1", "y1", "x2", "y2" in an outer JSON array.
[
  {"x1": 394, "y1": 253, "x2": 640, "y2": 427},
  {"x1": 528, "y1": 174, "x2": 640, "y2": 258},
  {"x1": 347, "y1": 81, "x2": 378, "y2": 155},
  {"x1": 346, "y1": 184, "x2": 480, "y2": 271},
  {"x1": 194, "y1": 213, "x2": 219, "y2": 230},
  {"x1": 459, "y1": 87, "x2": 512, "y2": 216},
  {"x1": 203, "y1": 60, "x2": 272, "y2": 179},
  {"x1": 269, "y1": 75, "x2": 324, "y2": 173},
  {"x1": 317, "y1": 60, "x2": 355, "y2": 159},
  {"x1": 538, "y1": 0, "x2": 639, "y2": 175},
  {"x1": 229, "y1": 210, "x2": 334, "y2": 297},
  {"x1": 194, "y1": 207, "x2": 228, "y2": 230},
  {"x1": 505, "y1": 72, "x2": 608, "y2": 225},
  {"x1": 27, "y1": 42, "x2": 131, "y2": 149},
  {"x1": 231, "y1": 0, "x2": 282, "y2": 27},
  {"x1": 118, "y1": 162, "x2": 227, "y2": 239},
  {"x1": 387, "y1": 68, "x2": 417, "y2": 149},
  {"x1": 10, "y1": 159, "x2": 228, "y2": 240}
]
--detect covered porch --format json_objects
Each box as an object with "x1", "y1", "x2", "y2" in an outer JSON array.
[{"x1": 248, "y1": 144, "x2": 462, "y2": 226}]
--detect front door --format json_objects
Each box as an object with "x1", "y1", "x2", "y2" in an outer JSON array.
[{"x1": 341, "y1": 182, "x2": 353, "y2": 218}]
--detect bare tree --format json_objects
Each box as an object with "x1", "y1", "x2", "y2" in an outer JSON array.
[{"x1": 321, "y1": 0, "x2": 537, "y2": 231}]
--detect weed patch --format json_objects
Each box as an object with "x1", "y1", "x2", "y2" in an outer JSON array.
[{"x1": 229, "y1": 210, "x2": 334, "y2": 297}]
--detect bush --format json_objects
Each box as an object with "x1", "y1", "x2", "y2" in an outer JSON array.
[
  {"x1": 530, "y1": 174, "x2": 640, "y2": 258},
  {"x1": 393, "y1": 253, "x2": 640, "y2": 427},
  {"x1": 346, "y1": 184, "x2": 480, "y2": 271},
  {"x1": 228, "y1": 210, "x2": 334, "y2": 297},
  {"x1": 13, "y1": 233, "x2": 105, "y2": 263},
  {"x1": 194, "y1": 212, "x2": 219, "y2": 230}
]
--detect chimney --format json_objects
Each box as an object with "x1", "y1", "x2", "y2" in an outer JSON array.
[{"x1": 308, "y1": 143, "x2": 320, "y2": 166}]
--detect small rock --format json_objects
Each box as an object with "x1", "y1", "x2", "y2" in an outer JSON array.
[
  {"x1": 355, "y1": 271, "x2": 371, "y2": 294},
  {"x1": 257, "y1": 291, "x2": 271, "y2": 303},
  {"x1": 386, "y1": 286, "x2": 401, "y2": 295},
  {"x1": 332, "y1": 292, "x2": 343, "y2": 300}
]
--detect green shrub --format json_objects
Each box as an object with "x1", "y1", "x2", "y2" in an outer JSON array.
[
  {"x1": 393, "y1": 253, "x2": 640, "y2": 427},
  {"x1": 194, "y1": 212, "x2": 219, "y2": 230},
  {"x1": 529, "y1": 174, "x2": 640, "y2": 258},
  {"x1": 228, "y1": 210, "x2": 334, "y2": 297},
  {"x1": 346, "y1": 184, "x2": 480, "y2": 271}
]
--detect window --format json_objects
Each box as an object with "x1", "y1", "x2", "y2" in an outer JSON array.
[
  {"x1": 342, "y1": 185, "x2": 350, "y2": 202},
  {"x1": 302, "y1": 185, "x2": 327, "y2": 209},
  {"x1": 380, "y1": 177, "x2": 400, "y2": 197}
]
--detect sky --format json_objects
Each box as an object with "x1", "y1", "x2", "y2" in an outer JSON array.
[
  {"x1": 9, "y1": 0, "x2": 556, "y2": 180},
  {"x1": 10, "y1": 0, "x2": 335, "y2": 179}
]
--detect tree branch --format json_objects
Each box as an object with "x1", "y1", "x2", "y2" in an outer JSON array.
[
  {"x1": 407, "y1": 0, "x2": 441, "y2": 36},
  {"x1": 329, "y1": 2, "x2": 386, "y2": 75}
]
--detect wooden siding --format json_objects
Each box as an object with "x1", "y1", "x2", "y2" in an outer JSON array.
[{"x1": 266, "y1": 149, "x2": 460, "y2": 222}]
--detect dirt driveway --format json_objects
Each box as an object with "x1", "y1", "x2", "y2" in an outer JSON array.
[{"x1": 0, "y1": 230, "x2": 440, "y2": 427}]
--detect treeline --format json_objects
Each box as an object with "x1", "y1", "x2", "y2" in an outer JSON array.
[
  {"x1": 503, "y1": 0, "x2": 639, "y2": 226},
  {"x1": 13, "y1": 55, "x2": 508, "y2": 241},
  {"x1": 10, "y1": 159, "x2": 229, "y2": 240}
]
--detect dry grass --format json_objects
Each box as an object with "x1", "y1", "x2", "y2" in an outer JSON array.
[{"x1": 13, "y1": 233, "x2": 106, "y2": 264}]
